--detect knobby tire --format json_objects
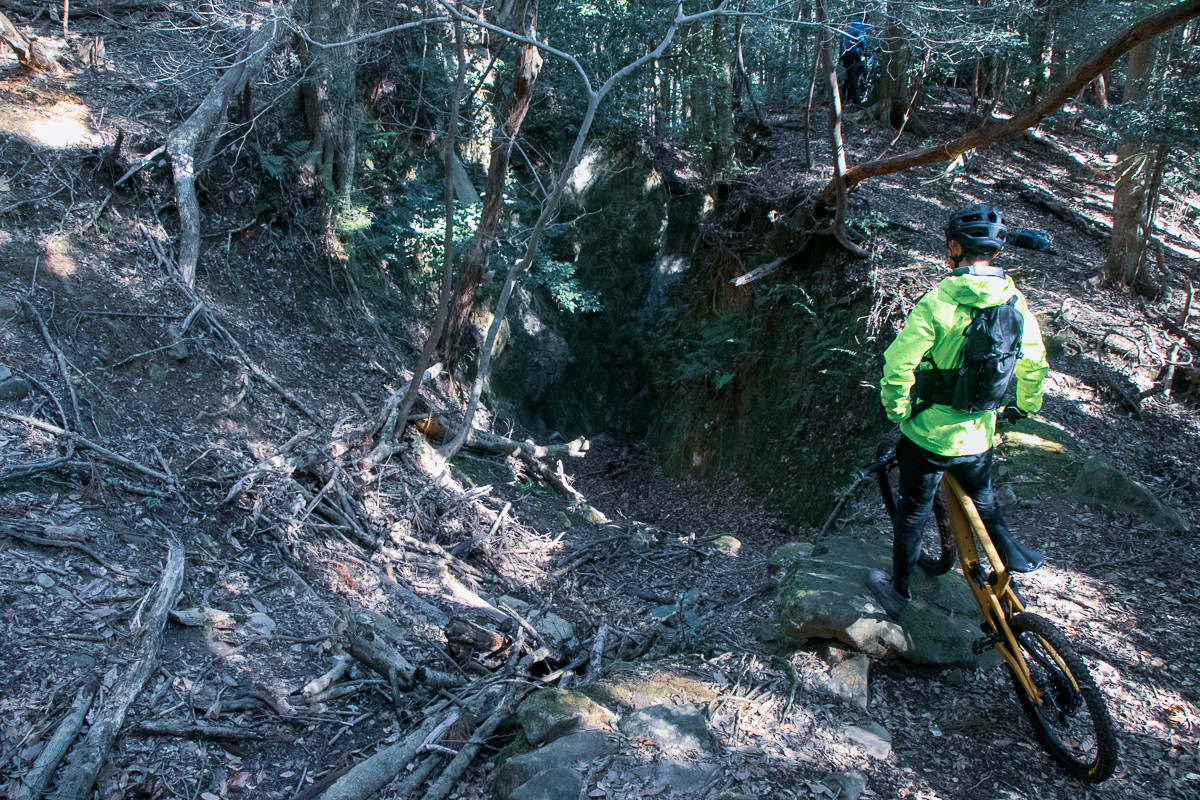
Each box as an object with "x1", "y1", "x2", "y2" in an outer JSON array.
[{"x1": 1006, "y1": 612, "x2": 1119, "y2": 783}]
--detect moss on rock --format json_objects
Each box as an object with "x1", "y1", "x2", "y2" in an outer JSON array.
[{"x1": 516, "y1": 688, "x2": 615, "y2": 746}]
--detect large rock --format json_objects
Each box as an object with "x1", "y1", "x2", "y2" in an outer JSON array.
[
  {"x1": 775, "y1": 534, "x2": 988, "y2": 667},
  {"x1": 508, "y1": 766, "x2": 584, "y2": 800},
  {"x1": 0, "y1": 366, "x2": 32, "y2": 401},
  {"x1": 1067, "y1": 457, "x2": 1190, "y2": 532},
  {"x1": 0, "y1": 296, "x2": 24, "y2": 325},
  {"x1": 617, "y1": 703, "x2": 713, "y2": 752},
  {"x1": 768, "y1": 542, "x2": 814, "y2": 582},
  {"x1": 491, "y1": 730, "x2": 620, "y2": 800},
  {"x1": 517, "y1": 688, "x2": 615, "y2": 746},
  {"x1": 585, "y1": 663, "x2": 716, "y2": 711},
  {"x1": 810, "y1": 646, "x2": 870, "y2": 709}
]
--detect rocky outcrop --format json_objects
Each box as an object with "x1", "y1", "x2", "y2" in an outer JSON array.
[
  {"x1": 1068, "y1": 457, "x2": 1190, "y2": 531},
  {"x1": 774, "y1": 535, "x2": 989, "y2": 668}
]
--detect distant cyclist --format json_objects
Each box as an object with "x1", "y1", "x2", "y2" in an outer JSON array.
[
  {"x1": 840, "y1": 16, "x2": 869, "y2": 104},
  {"x1": 867, "y1": 205, "x2": 1050, "y2": 619}
]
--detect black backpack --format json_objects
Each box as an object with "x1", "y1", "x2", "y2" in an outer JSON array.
[{"x1": 913, "y1": 295, "x2": 1024, "y2": 415}]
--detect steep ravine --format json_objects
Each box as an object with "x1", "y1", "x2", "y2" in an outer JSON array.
[{"x1": 490, "y1": 142, "x2": 881, "y2": 523}]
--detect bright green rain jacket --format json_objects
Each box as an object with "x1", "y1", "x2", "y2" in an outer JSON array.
[{"x1": 881, "y1": 268, "x2": 1049, "y2": 456}]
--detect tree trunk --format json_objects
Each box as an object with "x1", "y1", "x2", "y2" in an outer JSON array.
[
  {"x1": 815, "y1": 0, "x2": 863, "y2": 256},
  {"x1": 873, "y1": 13, "x2": 923, "y2": 134},
  {"x1": 440, "y1": 0, "x2": 541, "y2": 366},
  {"x1": 711, "y1": 13, "x2": 734, "y2": 172},
  {"x1": 1025, "y1": 0, "x2": 1056, "y2": 103},
  {"x1": 301, "y1": 0, "x2": 360, "y2": 215},
  {"x1": 1106, "y1": 38, "x2": 1157, "y2": 290}
]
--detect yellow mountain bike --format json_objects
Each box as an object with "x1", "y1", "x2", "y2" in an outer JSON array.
[{"x1": 866, "y1": 435, "x2": 1119, "y2": 783}]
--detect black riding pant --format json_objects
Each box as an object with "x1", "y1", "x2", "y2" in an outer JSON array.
[{"x1": 892, "y1": 435, "x2": 1013, "y2": 595}]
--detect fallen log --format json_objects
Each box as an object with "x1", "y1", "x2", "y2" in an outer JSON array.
[
  {"x1": 345, "y1": 630, "x2": 416, "y2": 689},
  {"x1": 1014, "y1": 185, "x2": 1112, "y2": 241},
  {"x1": 0, "y1": 11, "x2": 60, "y2": 71},
  {"x1": 49, "y1": 539, "x2": 185, "y2": 800},
  {"x1": 420, "y1": 690, "x2": 519, "y2": 800},
  {"x1": 14, "y1": 680, "x2": 99, "y2": 800},
  {"x1": 318, "y1": 709, "x2": 456, "y2": 800},
  {"x1": 1, "y1": 414, "x2": 171, "y2": 484},
  {"x1": 133, "y1": 721, "x2": 275, "y2": 741},
  {"x1": 301, "y1": 654, "x2": 353, "y2": 698},
  {"x1": 445, "y1": 615, "x2": 509, "y2": 664}
]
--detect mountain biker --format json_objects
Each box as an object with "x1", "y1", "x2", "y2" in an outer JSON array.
[
  {"x1": 867, "y1": 204, "x2": 1051, "y2": 619},
  {"x1": 840, "y1": 16, "x2": 869, "y2": 104}
]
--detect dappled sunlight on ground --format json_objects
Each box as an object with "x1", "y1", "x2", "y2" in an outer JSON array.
[{"x1": 0, "y1": 93, "x2": 106, "y2": 149}]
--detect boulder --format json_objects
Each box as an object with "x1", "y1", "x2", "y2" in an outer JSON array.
[
  {"x1": 617, "y1": 703, "x2": 713, "y2": 752},
  {"x1": 491, "y1": 730, "x2": 619, "y2": 800},
  {"x1": 517, "y1": 688, "x2": 615, "y2": 747},
  {"x1": 775, "y1": 535, "x2": 989, "y2": 667},
  {"x1": 0, "y1": 366, "x2": 32, "y2": 401},
  {"x1": 705, "y1": 535, "x2": 741, "y2": 556},
  {"x1": 1067, "y1": 457, "x2": 1190, "y2": 532},
  {"x1": 768, "y1": 541, "x2": 814, "y2": 582}
]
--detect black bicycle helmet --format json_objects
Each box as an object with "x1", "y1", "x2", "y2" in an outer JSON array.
[{"x1": 945, "y1": 204, "x2": 1007, "y2": 252}]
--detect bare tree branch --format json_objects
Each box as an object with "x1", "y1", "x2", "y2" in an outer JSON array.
[{"x1": 816, "y1": 0, "x2": 1200, "y2": 207}]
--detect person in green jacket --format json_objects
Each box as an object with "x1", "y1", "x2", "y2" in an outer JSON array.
[{"x1": 867, "y1": 204, "x2": 1051, "y2": 619}]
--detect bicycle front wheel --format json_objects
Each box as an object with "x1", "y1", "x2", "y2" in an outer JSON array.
[{"x1": 1006, "y1": 612, "x2": 1118, "y2": 783}]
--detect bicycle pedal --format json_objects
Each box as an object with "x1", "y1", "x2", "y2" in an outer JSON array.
[{"x1": 972, "y1": 633, "x2": 1001, "y2": 655}]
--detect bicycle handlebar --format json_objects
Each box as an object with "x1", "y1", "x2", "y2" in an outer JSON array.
[{"x1": 857, "y1": 449, "x2": 895, "y2": 480}]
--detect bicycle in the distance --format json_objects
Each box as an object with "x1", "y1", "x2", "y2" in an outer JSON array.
[{"x1": 862, "y1": 429, "x2": 1119, "y2": 783}]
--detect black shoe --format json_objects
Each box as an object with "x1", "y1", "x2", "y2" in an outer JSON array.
[
  {"x1": 866, "y1": 569, "x2": 910, "y2": 620},
  {"x1": 991, "y1": 534, "x2": 1044, "y2": 573}
]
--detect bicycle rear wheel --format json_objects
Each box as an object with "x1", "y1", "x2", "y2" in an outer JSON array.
[
  {"x1": 1006, "y1": 612, "x2": 1118, "y2": 783},
  {"x1": 874, "y1": 435, "x2": 954, "y2": 575}
]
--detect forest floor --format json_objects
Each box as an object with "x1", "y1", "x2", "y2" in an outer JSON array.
[{"x1": 3, "y1": 11, "x2": 1200, "y2": 800}]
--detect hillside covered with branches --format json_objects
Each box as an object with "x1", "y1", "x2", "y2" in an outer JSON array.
[{"x1": 1, "y1": 2, "x2": 1199, "y2": 800}]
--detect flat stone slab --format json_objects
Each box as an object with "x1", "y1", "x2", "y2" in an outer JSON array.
[
  {"x1": 509, "y1": 766, "x2": 584, "y2": 800},
  {"x1": 617, "y1": 703, "x2": 713, "y2": 752},
  {"x1": 840, "y1": 722, "x2": 892, "y2": 759},
  {"x1": 586, "y1": 663, "x2": 717, "y2": 710},
  {"x1": 775, "y1": 534, "x2": 991, "y2": 668}
]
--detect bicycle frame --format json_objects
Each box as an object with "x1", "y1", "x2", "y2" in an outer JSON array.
[{"x1": 939, "y1": 474, "x2": 1078, "y2": 705}]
